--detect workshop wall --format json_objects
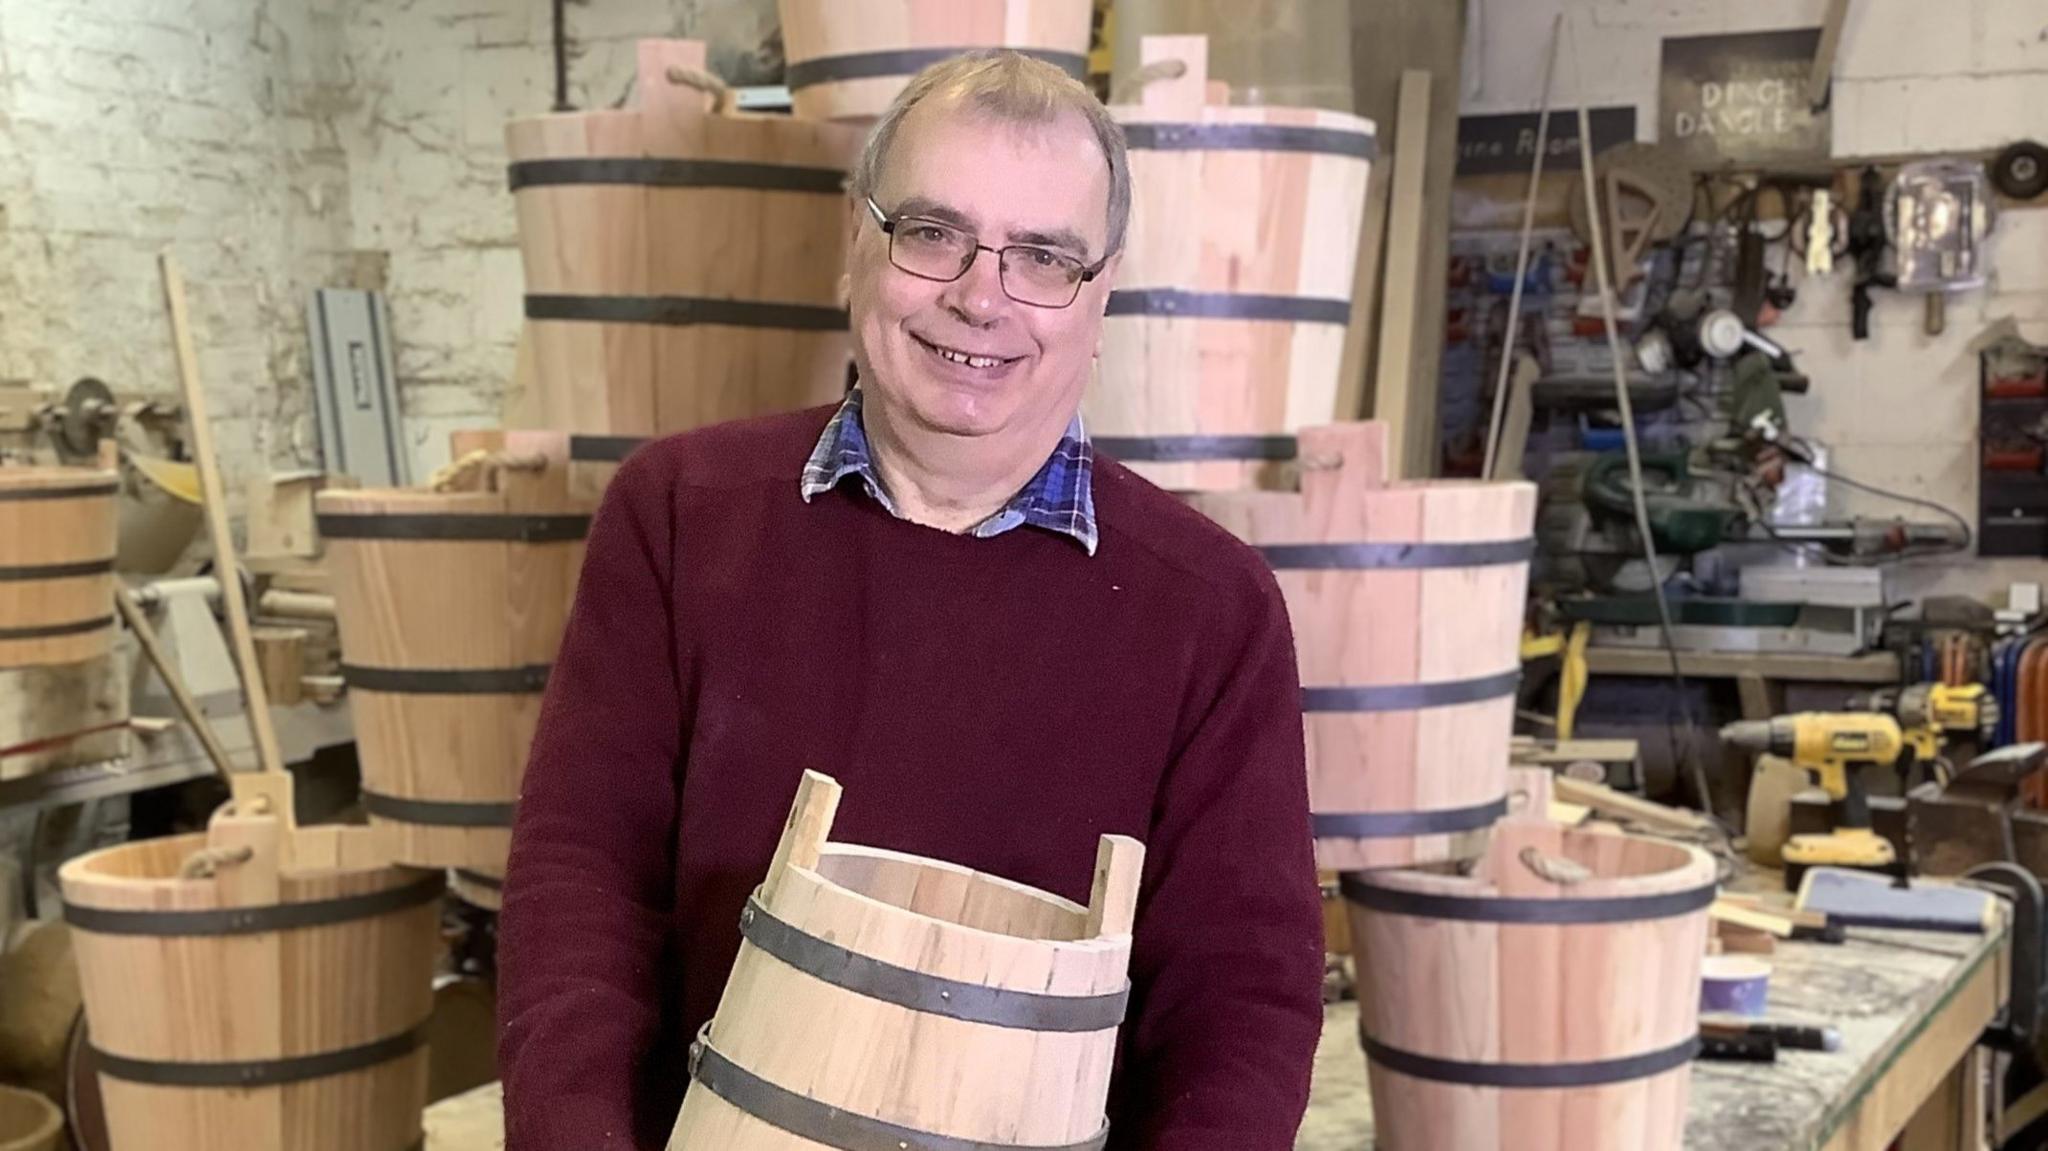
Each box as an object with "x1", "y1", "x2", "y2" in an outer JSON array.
[
  {"x1": 0, "y1": 0, "x2": 354, "y2": 503},
  {"x1": 1461, "y1": 0, "x2": 2048, "y2": 603}
]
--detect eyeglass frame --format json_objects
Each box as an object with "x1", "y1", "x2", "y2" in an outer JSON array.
[{"x1": 863, "y1": 196, "x2": 1112, "y2": 310}]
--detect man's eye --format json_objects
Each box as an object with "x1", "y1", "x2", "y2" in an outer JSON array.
[
  {"x1": 1024, "y1": 248, "x2": 1058, "y2": 267},
  {"x1": 912, "y1": 225, "x2": 951, "y2": 244}
]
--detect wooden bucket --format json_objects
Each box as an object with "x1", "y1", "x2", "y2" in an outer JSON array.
[
  {"x1": 1091, "y1": 36, "x2": 1376, "y2": 492},
  {"x1": 317, "y1": 431, "x2": 589, "y2": 875},
  {"x1": 506, "y1": 40, "x2": 863, "y2": 440},
  {"x1": 0, "y1": 464, "x2": 118, "y2": 669},
  {"x1": 448, "y1": 868, "x2": 502, "y2": 913},
  {"x1": 670, "y1": 771, "x2": 1144, "y2": 1150},
  {"x1": 58, "y1": 804, "x2": 441, "y2": 1151},
  {"x1": 1343, "y1": 820, "x2": 1716, "y2": 1151},
  {"x1": 1187, "y1": 422, "x2": 1536, "y2": 871},
  {"x1": 778, "y1": 0, "x2": 1095, "y2": 122},
  {"x1": 0, "y1": 1085, "x2": 61, "y2": 1151}
]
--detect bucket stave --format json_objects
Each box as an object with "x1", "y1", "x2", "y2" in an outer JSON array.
[
  {"x1": 1092, "y1": 36, "x2": 1375, "y2": 493},
  {"x1": 317, "y1": 431, "x2": 588, "y2": 876},
  {"x1": 1343, "y1": 819, "x2": 1715, "y2": 1151},
  {"x1": 670, "y1": 771, "x2": 1144, "y2": 1149},
  {"x1": 0, "y1": 466, "x2": 118, "y2": 669},
  {"x1": 1187, "y1": 423, "x2": 1536, "y2": 871},
  {"x1": 507, "y1": 40, "x2": 863, "y2": 441},
  {"x1": 778, "y1": 0, "x2": 1095, "y2": 122},
  {"x1": 58, "y1": 815, "x2": 441, "y2": 1151}
]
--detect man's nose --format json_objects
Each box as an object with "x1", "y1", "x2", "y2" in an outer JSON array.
[{"x1": 941, "y1": 247, "x2": 1005, "y2": 326}]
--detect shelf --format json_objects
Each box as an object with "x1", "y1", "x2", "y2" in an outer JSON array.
[{"x1": 1583, "y1": 646, "x2": 1902, "y2": 683}]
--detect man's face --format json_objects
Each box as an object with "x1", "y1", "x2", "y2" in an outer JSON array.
[{"x1": 847, "y1": 95, "x2": 1118, "y2": 448}]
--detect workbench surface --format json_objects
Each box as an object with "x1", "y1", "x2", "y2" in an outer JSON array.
[{"x1": 424, "y1": 918, "x2": 2007, "y2": 1151}]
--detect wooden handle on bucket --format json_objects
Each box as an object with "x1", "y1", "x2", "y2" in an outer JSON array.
[
  {"x1": 759, "y1": 771, "x2": 842, "y2": 908},
  {"x1": 1085, "y1": 835, "x2": 1146, "y2": 939},
  {"x1": 1137, "y1": 36, "x2": 1207, "y2": 115},
  {"x1": 638, "y1": 39, "x2": 715, "y2": 120}
]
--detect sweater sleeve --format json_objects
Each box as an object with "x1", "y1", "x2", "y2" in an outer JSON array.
[
  {"x1": 1112, "y1": 569, "x2": 1324, "y2": 1150},
  {"x1": 498, "y1": 451, "x2": 685, "y2": 1151}
]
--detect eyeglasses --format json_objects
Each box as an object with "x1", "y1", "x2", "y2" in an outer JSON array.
[{"x1": 865, "y1": 197, "x2": 1109, "y2": 310}]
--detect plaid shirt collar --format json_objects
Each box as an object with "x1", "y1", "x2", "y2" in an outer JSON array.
[{"x1": 800, "y1": 388, "x2": 1099, "y2": 556}]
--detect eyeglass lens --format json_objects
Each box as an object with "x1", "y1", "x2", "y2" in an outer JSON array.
[{"x1": 889, "y1": 219, "x2": 1086, "y2": 308}]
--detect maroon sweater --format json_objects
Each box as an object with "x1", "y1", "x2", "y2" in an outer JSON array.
[{"x1": 497, "y1": 405, "x2": 1322, "y2": 1150}]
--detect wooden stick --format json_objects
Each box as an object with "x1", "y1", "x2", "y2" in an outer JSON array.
[
  {"x1": 759, "y1": 770, "x2": 842, "y2": 907},
  {"x1": 1808, "y1": 0, "x2": 1854, "y2": 112},
  {"x1": 1481, "y1": 14, "x2": 1563, "y2": 482},
  {"x1": 1085, "y1": 835, "x2": 1145, "y2": 939},
  {"x1": 1553, "y1": 775, "x2": 1712, "y2": 833},
  {"x1": 159, "y1": 253, "x2": 285, "y2": 778},
  {"x1": 1370, "y1": 70, "x2": 1434, "y2": 479},
  {"x1": 115, "y1": 588, "x2": 239, "y2": 783}
]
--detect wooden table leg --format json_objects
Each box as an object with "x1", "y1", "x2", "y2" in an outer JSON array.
[{"x1": 1901, "y1": 1044, "x2": 1991, "y2": 1151}]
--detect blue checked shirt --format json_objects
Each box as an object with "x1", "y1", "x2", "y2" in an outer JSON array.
[{"x1": 800, "y1": 388, "x2": 1099, "y2": 555}]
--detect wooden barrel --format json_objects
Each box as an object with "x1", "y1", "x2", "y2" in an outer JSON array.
[
  {"x1": 1187, "y1": 423, "x2": 1536, "y2": 871},
  {"x1": 58, "y1": 814, "x2": 441, "y2": 1151},
  {"x1": 670, "y1": 772, "x2": 1144, "y2": 1150},
  {"x1": 448, "y1": 868, "x2": 502, "y2": 913},
  {"x1": 1090, "y1": 36, "x2": 1375, "y2": 492},
  {"x1": 317, "y1": 431, "x2": 588, "y2": 875},
  {"x1": 1343, "y1": 820, "x2": 1715, "y2": 1151},
  {"x1": 0, "y1": 1085, "x2": 61, "y2": 1151},
  {"x1": 506, "y1": 40, "x2": 863, "y2": 440},
  {"x1": 0, "y1": 465, "x2": 118, "y2": 669},
  {"x1": 778, "y1": 0, "x2": 1095, "y2": 122}
]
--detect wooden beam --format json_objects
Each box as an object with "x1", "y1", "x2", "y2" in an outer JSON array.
[
  {"x1": 1809, "y1": 0, "x2": 1855, "y2": 112},
  {"x1": 1369, "y1": 69, "x2": 1433, "y2": 478}
]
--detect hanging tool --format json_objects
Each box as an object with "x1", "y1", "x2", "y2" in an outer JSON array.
[
  {"x1": 1856, "y1": 682, "x2": 2000, "y2": 776},
  {"x1": 1846, "y1": 165, "x2": 1896, "y2": 340},
  {"x1": 1722, "y1": 713, "x2": 1906, "y2": 886}
]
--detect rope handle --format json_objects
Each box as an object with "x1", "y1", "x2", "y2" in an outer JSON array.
[
  {"x1": 428, "y1": 449, "x2": 548, "y2": 493},
  {"x1": 667, "y1": 65, "x2": 732, "y2": 114},
  {"x1": 180, "y1": 844, "x2": 254, "y2": 880},
  {"x1": 1518, "y1": 846, "x2": 1592, "y2": 886},
  {"x1": 1109, "y1": 58, "x2": 1188, "y2": 105}
]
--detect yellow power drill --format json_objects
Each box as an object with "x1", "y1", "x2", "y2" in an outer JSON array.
[{"x1": 1721, "y1": 713, "x2": 1905, "y2": 882}]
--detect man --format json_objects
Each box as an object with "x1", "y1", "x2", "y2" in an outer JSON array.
[{"x1": 498, "y1": 50, "x2": 1322, "y2": 1150}]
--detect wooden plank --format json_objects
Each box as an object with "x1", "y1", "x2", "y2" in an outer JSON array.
[
  {"x1": 160, "y1": 253, "x2": 285, "y2": 779},
  {"x1": 1808, "y1": 0, "x2": 1855, "y2": 112},
  {"x1": 1368, "y1": 69, "x2": 1432, "y2": 480},
  {"x1": 1553, "y1": 774, "x2": 1713, "y2": 833},
  {"x1": 1583, "y1": 646, "x2": 1902, "y2": 684}
]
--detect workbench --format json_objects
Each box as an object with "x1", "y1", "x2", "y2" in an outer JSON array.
[{"x1": 425, "y1": 909, "x2": 2009, "y2": 1151}]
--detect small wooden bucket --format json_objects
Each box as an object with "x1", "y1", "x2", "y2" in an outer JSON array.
[
  {"x1": 1091, "y1": 36, "x2": 1376, "y2": 492},
  {"x1": 1344, "y1": 820, "x2": 1715, "y2": 1151},
  {"x1": 670, "y1": 771, "x2": 1144, "y2": 1150},
  {"x1": 448, "y1": 867, "x2": 503, "y2": 913},
  {"x1": 58, "y1": 793, "x2": 441, "y2": 1151},
  {"x1": 1187, "y1": 422, "x2": 1536, "y2": 871},
  {"x1": 778, "y1": 0, "x2": 1095, "y2": 122},
  {"x1": 506, "y1": 40, "x2": 863, "y2": 440},
  {"x1": 317, "y1": 431, "x2": 589, "y2": 875},
  {"x1": 0, "y1": 464, "x2": 118, "y2": 669},
  {"x1": 0, "y1": 1085, "x2": 62, "y2": 1151}
]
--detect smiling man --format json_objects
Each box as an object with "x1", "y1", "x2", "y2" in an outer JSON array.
[{"x1": 497, "y1": 51, "x2": 1322, "y2": 1150}]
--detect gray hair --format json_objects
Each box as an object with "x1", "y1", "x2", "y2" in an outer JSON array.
[{"x1": 849, "y1": 51, "x2": 1131, "y2": 259}]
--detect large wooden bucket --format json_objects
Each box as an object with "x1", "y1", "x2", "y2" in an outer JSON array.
[
  {"x1": 670, "y1": 772, "x2": 1144, "y2": 1150},
  {"x1": 1187, "y1": 422, "x2": 1536, "y2": 871},
  {"x1": 58, "y1": 808, "x2": 442, "y2": 1151},
  {"x1": 1091, "y1": 36, "x2": 1376, "y2": 493},
  {"x1": 506, "y1": 40, "x2": 863, "y2": 439},
  {"x1": 317, "y1": 431, "x2": 588, "y2": 876},
  {"x1": 778, "y1": 0, "x2": 1095, "y2": 122},
  {"x1": 1343, "y1": 818, "x2": 1716, "y2": 1151},
  {"x1": 0, "y1": 464, "x2": 118, "y2": 669}
]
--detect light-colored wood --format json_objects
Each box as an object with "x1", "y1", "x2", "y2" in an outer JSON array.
[
  {"x1": 669, "y1": 774, "x2": 1144, "y2": 1149},
  {"x1": 246, "y1": 472, "x2": 355, "y2": 561},
  {"x1": 1552, "y1": 776, "x2": 1713, "y2": 834},
  {"x1": 1584, "y1": 646, "x2": 1903, "y2": 684},
  {"x1": 257, "y1": 590, "x2": 337, "y2": 621},
  {"x1": 1349, "y1": 823, "x2": 1716, "y2": 1151},
  {"x1": 57, "y1": 817, "x2": 438, "y2": 1151},
  {"x1": 506, "y1": 39, "x2": 866, "y2": 444},
  {"x1": 115, "y1": 590, "x2": 237, "y2": 783},
  {"x1": 777, "y1": 0, "x2": 1095, "y2": 121},
  {"x1": 1092, "y1": 35, "x2": 1376, "y2": 493},
  {"x1": 0, "y1": 1084, "x2": 61, "y2": 1151},
  {"x1": 1809, "y1": 0, "x2": 1855, "y2": 111},
  {"x1": 252, "y1": 627, "x2": 307, "y2": 707},
  {"x1": 758, "y1": 769, "x2": 842, "y2": 909},
  {"x1": 1084, "y1": 834, "x2": 1144, "y2": 938},
  {"x1": 1186, "y1": 420, "x2": 1536, "y2": 871},
  {"x1": 160, "y1": 254, "x2": 285, "y2": 780},
  {"x1": 319, "y1": 430, "x2": 590, "y2": 875},
  {"x1": 1368, "y1": 70, "x2": 1431, "y2": 481},
  {"x1": 0, "y1": 651, "x2": 128, "y2": 780},
  {"x1": 0, "y1": 465, "x2": 118, "y2": 669}
]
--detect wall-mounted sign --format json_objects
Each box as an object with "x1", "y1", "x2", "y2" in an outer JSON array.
[
  {"x1": 1456, "y1": 107, "x2": 1637, "y2": 176},
  {"x1": 1660, "y1": 28, "x2": 1829, "y2": 169}
]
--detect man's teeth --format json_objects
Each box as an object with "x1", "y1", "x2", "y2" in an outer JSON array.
[{"x1": 934, "y1": 345, "x2": 1002, "y2": 369}]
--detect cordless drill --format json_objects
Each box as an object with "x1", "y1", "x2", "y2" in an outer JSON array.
[{"x1": 1722, "y1": 713, "x2": 1905, "y2": 885}]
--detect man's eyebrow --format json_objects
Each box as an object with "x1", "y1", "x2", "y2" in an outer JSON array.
[
  {"x1": 891, "y1": 197, "x2": 974, "y2": 229},
  {"x1": 891, "y1": 196, "x2": 1091, "y2": 256},
  {"x1": 1007, "y1": 226, "x2": 1089, "y2": 256}
]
